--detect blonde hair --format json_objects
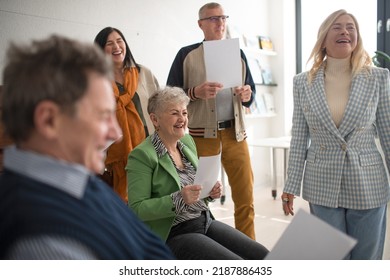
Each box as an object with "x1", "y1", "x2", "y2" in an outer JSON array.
[
  {"x1": 147, "y1": 86, "x2": 190, "y2": 115},
  {"x1": 307, "y1": 9, "x2": 372, "y2": 83}
]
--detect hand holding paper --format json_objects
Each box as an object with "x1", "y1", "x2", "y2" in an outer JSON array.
[
  {"x1": 193, "y1": 82, "x2": 224, "y2": 100},
  {"x1": 234, "y1": 85, "x2": 252, "y2": 102},
  {"x1": 181, "y1": 185, "x2": 202, "y2": 205},
  {"x1": 208, "y1": 181, "x2": 223, "y2": 200},
  {"x1": 193, "y1": 153, "x2": 221, "y2": 199}
]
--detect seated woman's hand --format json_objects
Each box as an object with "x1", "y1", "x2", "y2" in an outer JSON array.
[
  {"x1": 208, "y1": 181, "x2": 222, "y2": 199},
  {"x1": 181, "y1": 185, "x2": 202, "y2": 205}
]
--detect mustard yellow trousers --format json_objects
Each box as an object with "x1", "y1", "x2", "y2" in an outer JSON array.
[{"x1": 193, "y1": 127, "x2": 255, "y2": 240}]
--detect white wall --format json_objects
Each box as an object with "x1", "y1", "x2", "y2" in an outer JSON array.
[
  {"x1": 0, "y1": 0, "x2": 274, "y2": 85},
  {"x1": 0, "y1": 0, "x2": 378, "y2": 188},
  {"x1": 0, "y1": 0, "x2": 284, "y2": 187}
]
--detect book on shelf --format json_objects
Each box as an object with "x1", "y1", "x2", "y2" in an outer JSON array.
[
  {"x1": 262, "y1": 92, "x2": 275, "y2": 114},
  {"x1": 247, "y1": 58, "x2": 263, "y2": 84},
  {"x1": 247, "y1": 92, "x2": 270, "y2": 116},
  {"x1": 244, "y1": 107, "x2": 251, "y2": 114},
  {"x1": 245, "y1": 36, "x2": 260, "y2": 49},
  {"x1": 258, "y1": 36, "x2": 274, "y2": 51},
  {"x1": 225, "y1": 25, "x2": 246, "y2": 48},
  {"x1": 261, "y1": 67, "x2": 275, "y2": 85},
  {"x1": 257, "y1": 93, "x2": 268, "y2": 114}
]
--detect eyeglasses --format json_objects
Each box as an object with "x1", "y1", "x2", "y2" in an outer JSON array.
[{"x1": 199, "y1": 15, "x2": 229, "y2": 22}]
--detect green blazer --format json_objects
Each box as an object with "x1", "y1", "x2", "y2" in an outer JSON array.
[{"x1": 126, "y1": 134, "x2": 201, "y2": 241}]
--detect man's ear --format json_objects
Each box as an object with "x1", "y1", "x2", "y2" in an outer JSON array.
[{"x1": 34, "y1": 101, "x2": 61, "y2": 139}]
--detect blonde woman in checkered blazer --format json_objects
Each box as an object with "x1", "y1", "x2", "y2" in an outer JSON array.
[{"x1": 282, "y1": 9, "x2": 390, "y2": 259}]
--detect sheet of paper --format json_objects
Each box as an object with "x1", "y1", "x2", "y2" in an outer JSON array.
[
  {"x1": 203, "y1": 38, "x2": 242, "y2": 89},
  {"x1": 265, "y1": 209, "x2": 357, "y2": 260},
  {"x1": 194, "y1": 153, "x2": 221, "y2": 199}
]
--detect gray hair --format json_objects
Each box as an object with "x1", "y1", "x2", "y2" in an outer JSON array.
[
  {"x1": 198, "y1": 2, "x2": 222, "y2": 19},
  {"x1": 147, "y1": 86, "x2": 190, "y2": 115},
  {"x1": 1, "y1": 35, "x2": 113, "y2": 142}
]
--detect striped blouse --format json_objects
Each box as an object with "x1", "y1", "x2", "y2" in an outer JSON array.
[{"x1": 151, "y1": 133, "x2": 208, "y2": 226}]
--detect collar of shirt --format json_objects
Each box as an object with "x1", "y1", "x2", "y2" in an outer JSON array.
[
  {"x1": 3, "y1": 146, "x2": 90, "y2": 199},
  {"x1": 151, "y1": 132, "x2": 185, "y2": 158}
]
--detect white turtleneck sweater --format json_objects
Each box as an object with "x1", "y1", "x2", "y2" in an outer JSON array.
[{"x1": 324, "y1": 56, "x2": 352, "y2": 128}]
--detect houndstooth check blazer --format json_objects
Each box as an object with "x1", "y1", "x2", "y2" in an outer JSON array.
[{"x1": 284, "y1": 65, "x2": 390, "y2": 209}]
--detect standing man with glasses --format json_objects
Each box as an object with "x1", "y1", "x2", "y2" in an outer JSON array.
[{"x1": 167, "y1": 2, "x2": 257, "y2": 240}]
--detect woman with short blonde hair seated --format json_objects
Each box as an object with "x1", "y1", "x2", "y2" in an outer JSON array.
[{"x1": 126, "y1": 86, "x2": 269, "y2": 259}]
